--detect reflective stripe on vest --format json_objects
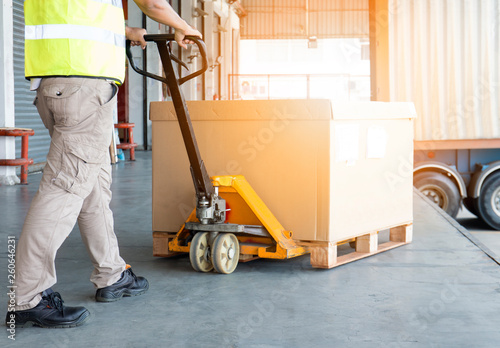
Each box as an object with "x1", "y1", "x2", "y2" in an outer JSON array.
[
  {"x1": 24, "y1": 0, "x2": 126, "y2": 84},
  {"x1": 25, "y1": 24, "x2": 125, "y2": 48}
]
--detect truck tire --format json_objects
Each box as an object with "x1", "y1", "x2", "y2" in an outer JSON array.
[
  {"x1": 476, "y1": 172, "x2": 500, "y2": 230},
  {"x1": 414, "y1": 171, "x2": 461, "y2": 218}
]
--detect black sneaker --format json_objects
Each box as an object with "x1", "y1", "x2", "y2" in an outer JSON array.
[
  {"x1": 5, "y1": 289, "x2": 90, "y2": 328},
  {"x1": 95, "y1": 267, "x2": 149, "y2": 302}
]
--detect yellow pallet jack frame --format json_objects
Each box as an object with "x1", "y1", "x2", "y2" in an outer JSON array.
[
  {"x1": 127, "y1": 35, "x2": 307, "y2": 274},
  {"x1": 169, "y1": 175, "x2": 307, "y2": 259}
]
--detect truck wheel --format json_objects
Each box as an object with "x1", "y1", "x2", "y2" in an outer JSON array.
[
  {"x1": 476, "y1": 172, "x2": 500, "y2": 230},
  {"x1": 414, "y1": 172, "x2": 461, "y2": 218}
]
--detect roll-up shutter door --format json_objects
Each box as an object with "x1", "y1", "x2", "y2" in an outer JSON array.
[{"x1": 13, "y1": 0, "x2": 50, "y2": 166}]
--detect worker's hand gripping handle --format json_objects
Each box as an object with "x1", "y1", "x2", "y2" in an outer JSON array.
[{"x1": 125, "y1": 34, "x2": 208, "y2": 85}]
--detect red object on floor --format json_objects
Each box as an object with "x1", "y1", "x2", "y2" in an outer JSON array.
[
  {"x1": 114, "y1": 123, "x2": 137, "y2": 161},
  {"x1": 0, "y1": 128, "x2": 35, "y2": 184}
]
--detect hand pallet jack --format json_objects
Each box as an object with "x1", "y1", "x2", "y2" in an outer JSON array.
[{"x1": 127, "y1": 35, "x2": 307, "y2": 274}]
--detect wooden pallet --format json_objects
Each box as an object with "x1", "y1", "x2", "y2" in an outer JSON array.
[
  {"x1": 152, "y1": 232, "x2": 182, "y2": 257},
  {"x1": 297, "y1": 223, "x2": 413, "y2": 269}
]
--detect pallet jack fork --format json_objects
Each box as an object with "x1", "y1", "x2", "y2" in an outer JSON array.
[{"x1": 127, "y1": 35, "x2": 307, "y2": 274}]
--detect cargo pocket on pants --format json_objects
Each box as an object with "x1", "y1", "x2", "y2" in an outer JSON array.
[{"x1": 51, "y1": 141, "x2": 106, "y2": 198}]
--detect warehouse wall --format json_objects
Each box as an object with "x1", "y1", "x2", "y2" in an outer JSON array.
[
  {"x1": 241, "y1": 0, "x2": 369, "y2": 39},
  {"x1": 126, "y1": 1, "x2": 162, "y2": 150},
  {"x1": 127, "y1": 0, "x2": 241, "y2": 148},
  {"x1": 199, "y1": 0, "x2": 241, "y2": 100},
  {"x1": 389, "y1": 0, "x2": 500, "y2": 141},
  {"x1": 0, "y1": 0, "x2": 16, "y2": 183},
  {"x1": 12, "y1": 0, "x2": 49, "y2": 166}
]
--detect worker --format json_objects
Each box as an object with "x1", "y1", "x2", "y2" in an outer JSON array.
[{"x1": 5, "y1": 0, "x2": 202, "y2": 329}]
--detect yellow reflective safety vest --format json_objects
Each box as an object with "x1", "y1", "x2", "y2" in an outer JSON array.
[{"x1": 24, "y1": 0, "x2": 126, "y2": 84}]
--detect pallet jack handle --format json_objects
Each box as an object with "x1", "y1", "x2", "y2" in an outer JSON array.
[
  {"x1": 126, "y1": 34, "x2": 217, "y2": 216},
  {"x1": 126, "y1": 34, "x2": 208, "y2": 86}
]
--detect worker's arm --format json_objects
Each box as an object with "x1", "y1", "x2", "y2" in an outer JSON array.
[{"x1": 132, "y1": 0, "x2": 202, "y2": 49}]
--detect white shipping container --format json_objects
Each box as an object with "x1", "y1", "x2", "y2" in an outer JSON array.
[{"x1": 389, "y1": 0, "x2": 500, "y2": 141}]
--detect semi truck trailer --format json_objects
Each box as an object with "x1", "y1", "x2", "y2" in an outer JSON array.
[{"x1": 375, "y1": 0, "x2": 500, "y2": 229}]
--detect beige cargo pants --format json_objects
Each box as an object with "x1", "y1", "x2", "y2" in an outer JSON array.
[{"x1": 15, "y1": 77, "x2": 126, "y2": 310}]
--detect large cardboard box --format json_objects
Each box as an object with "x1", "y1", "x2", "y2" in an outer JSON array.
[{"x1": 150, "y1": 100, "x2": 416, "y2": 243}]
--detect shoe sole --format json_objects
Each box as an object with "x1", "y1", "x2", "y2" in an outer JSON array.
[
  {"x1": 95, "y1": 283, "x2": 149, "y2": 303},
  {"x1": 15, "y1": 309, "x2": 91, "y2": 329}
]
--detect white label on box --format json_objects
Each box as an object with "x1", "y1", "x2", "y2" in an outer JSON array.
[
  {"x1": 366, "y1": 126, "x2": 388, "y2": 159},
  {"x1": 335, "y1": 124, "x2": 359, "y2": 163}
]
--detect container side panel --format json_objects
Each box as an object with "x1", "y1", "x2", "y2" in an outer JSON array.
[{"x1": 389, "y1": 0, "x2": 500, "y2": 141}]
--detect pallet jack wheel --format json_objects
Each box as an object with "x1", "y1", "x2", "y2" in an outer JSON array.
[
  {"x1": 211, "y1": 233, "x2": 240, "y2": 274},
  {"x1": 189, "y1": 232, "x2": 214, "y2": 272}
]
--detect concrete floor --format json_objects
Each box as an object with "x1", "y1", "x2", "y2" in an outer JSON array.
[{"x1": 2, "y1": 151, "x2": 500, "y2": 347}]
